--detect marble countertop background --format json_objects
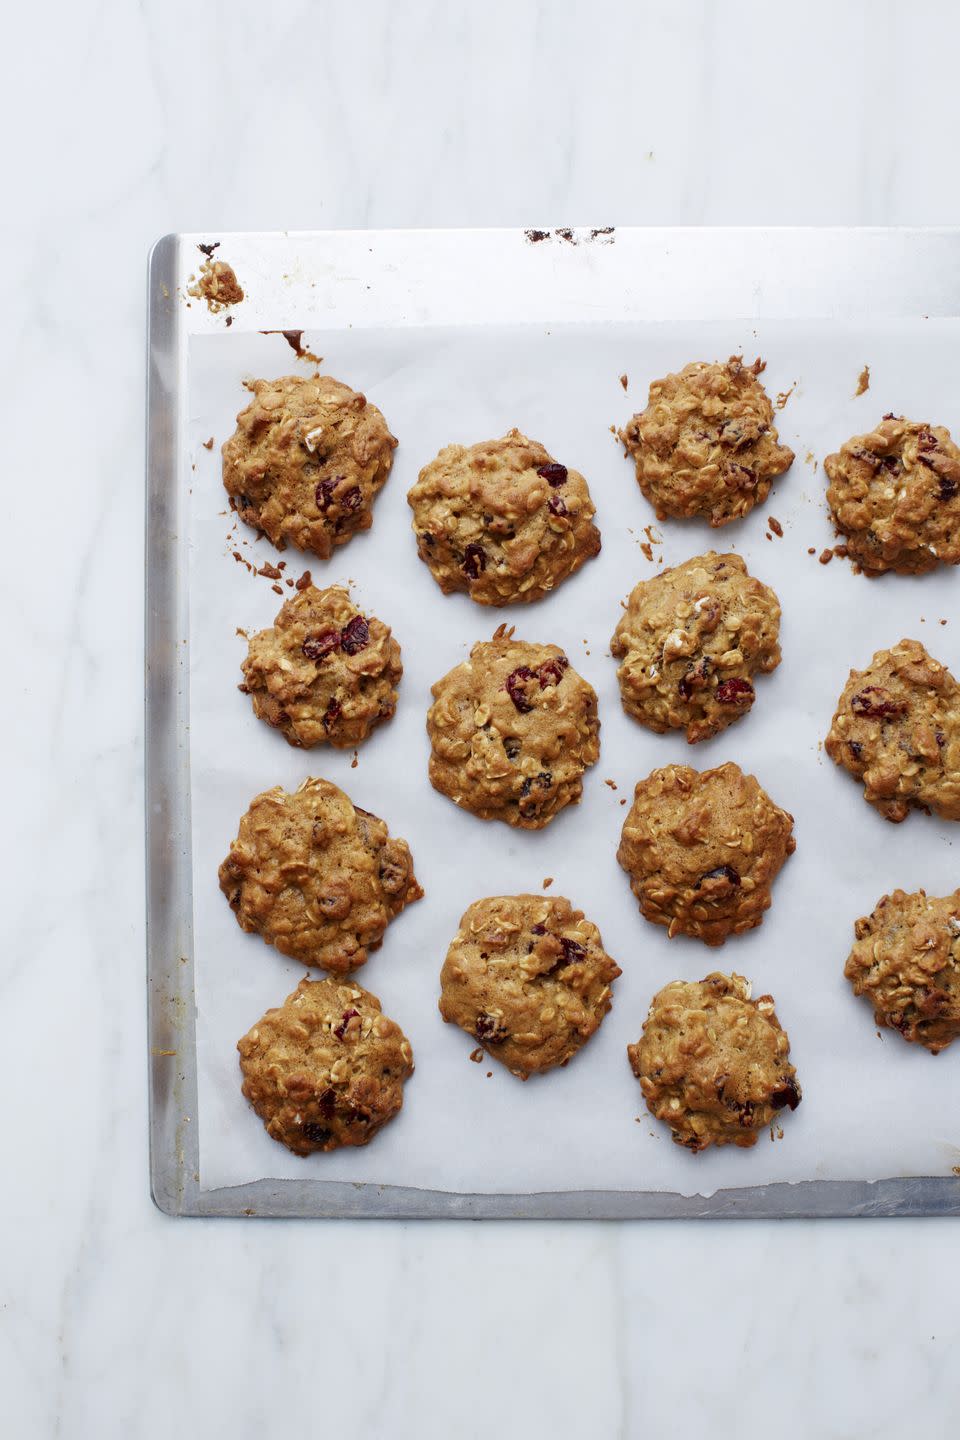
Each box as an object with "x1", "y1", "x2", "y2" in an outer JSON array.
[{"x1": 4, "y1": 1, "x2": 960, "y2": 1435}]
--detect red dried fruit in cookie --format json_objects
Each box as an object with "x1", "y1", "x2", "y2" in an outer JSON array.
[
  {"x1": 537, "y1": 655, "x2": 569, "y2": 688},
  {"x1": 851, "y1": 686, "x2": 907, "y2": 719},
  {"x1": 715, "y1": 677, "x2": 755, "y2": 706},
  {"x1": 678, "y1": 656, "x2": 712, "y2": 698},
  {"x1": 695, "y1": 864, "x2": 741, "y2": 890},
  {"x1": 559, "y1": 936, "x2": 586, "y2": 963},
  {"x1": 537, "y1": 462, "x2": 568, "y2": 487},
  {"x1": 770, "y1": 1078, "x2": 802, "y2": 1111},
  {"x1": 315, "y1": 476, "x2": 341, "y2": 511},
  {"x1": 340, "y1": 486, "x2": 363, "y2": 512},
  {"x1": 302, "y1": 629, "x2": 340, "y2": 661},
  {"x1": 462, "y1": 543, "x2": 486, "y2": 579},
  {"x1": 322, "y1": 698, "x2": 342, "y2": 730},
  {"x1": 302, "y1": 1122, "x2": 331, "y2": 1144},
  {"x1": 333, "y1": 1008, "x2": 361, "y2": 1040},
  {"x1": 505, "y1": 666, "x2": 537, "y2": 712},
  {"x1": 340, "y1": 615, "x2": 370, "y2": 654},
  {"x1": 547, "y1": 493, "x2": 568, "y2": 517},
  {"x1": 475, "y1": 1012, "x2": 507, "y2": 1042}
]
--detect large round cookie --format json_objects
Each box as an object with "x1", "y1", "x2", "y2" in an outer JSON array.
[
  {"x1": 619, "y1": 357, "x2": 794, "y2": 526},
  {"x1": 628, "y1": 972, "x2": 801, "y2": 1151},
  {"x1": 239, "y1": 584, "x2": 402, "y2": 749},
  {"x1": 610, "y1": 551, "x2": 781, "y2": 743},
  {"x1": 218, "y1": 777, "x2": 423, "y2": 973},
  {"x1": 845, "y1": 888, "x2": 960, "y2": 1052},
  {"x1": 238, "y1": 977, "x2": 414, "y2": 1155},
  {"x1": 407, "y1": 428, "x2": 601, "y2": 605},
  {"x1": 222, "y1": 374, "x2": 397, "y2": 557},
  {"x1": 438, "y1": 894, "x2": 622, "y2": 1078},
  {"x1": 617, "y1": 761, "x2": 795, "y2": 945},
  {"x1": 825, "y1": 415, "x2": 960, "y2": 576},
  {"x1": 426, "y1": 626, "x2": 600, "y2": 828}
]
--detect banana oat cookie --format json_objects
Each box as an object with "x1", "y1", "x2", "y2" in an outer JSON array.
[
  {"x1": 825, "y1": 639, "x2": 960, "y2": 823},
  {"x1": 845, "y1": 888, "x2": 960, "y2": 1053},
  {"x1": 407, "y1": 429, "x2": 601, "y2": 605},
  {"x1": 824, "y1": 415, "x2": 960, "y2": 576},
  {"x1": 238, "y1": 977, "x2": 414, "y2": 1155},
  {"x1": 619, "y1": 357, "x2": 794, "y2": 527},
  {"x1": 218, "y1": 777, "x2": 423, "y2": 973},
  {"x1": 438, "y1": 894, "x2": 622, "y2": 1078},
  {"x1": 617, "y1": 762, "x2": 795, "y2": 945},
  {"x1": 222, "y1": 374, "x2": 397, "y2": 558},
  {"x1": 627, "y1": 972, "x2": 801, "y2": 1151},
  {"x1": 426, "y1": 627, "x2": 600, "y2": 829},
  {"x1": 610, "y1": 551, "x2": 781, "y2": 743},
  {"x1": 239, "y1": 584, "x2": 402, "y2": 749}
]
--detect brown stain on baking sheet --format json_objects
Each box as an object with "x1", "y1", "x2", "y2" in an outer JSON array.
[
  {"x1": 260, "y1": 329, "x2": 324, "y2": 365},
  {"x1": 524, "y1": 226, "x2": 615, "y2": 245}
]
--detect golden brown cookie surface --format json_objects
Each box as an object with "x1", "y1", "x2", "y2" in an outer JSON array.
[
  {"x1": 610, "y1": 551, "x2": 781, "y2": 743},
  {"x1": 619, "y1": 357, "x2": 794, "y2": 527},
  {"x1": 845, "y1": 889, "x2": 960, "y2": 1053},
  {"x1": 825, "y1": 639, "x2": 960, "y2": 823},
  {"x1": 617, "y1": 762, "x2": 795, "y2": 945},
  {"x1": 238, "y1": 977, "x2": 414, "y2": 1155},
  {"x1": 407, "y1": 428, "x2": 601, "y2": 605},
  {"x1": 222, "y1": 374, "x2": 397, "y2": 558},
  {"x1": 239, "y1": 584, "x2": 402, "y2": 749},
  {"x1": 218, "y1": 777, "x2": 422, "y2": 973},
  {"x1": 426, "y1": 627, "x2": 600, "y2": 828},
  {"x1": 628, "y1": 972, "x2": 801, "y2": 1151},
  {"x1": 824, "y1": 416, "x2": 960, "y2": 576},
  {"x1": 438, "y1": 894, "x2": 621, "y2": 1078}
]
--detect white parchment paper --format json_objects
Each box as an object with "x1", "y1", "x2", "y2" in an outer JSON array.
[{"x1": 188, "y1": 319, "x2": 960, "y2": 1196}]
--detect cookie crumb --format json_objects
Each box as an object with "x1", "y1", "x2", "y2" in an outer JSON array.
[
  {"x1": 187, "y1": 258, "x2": 244, "y2": 313},
  {"x1": 620, "y1": 797, "x2": 627, "y2": 805},
  {"x1": 619, "y1": 373, "x2": 628, "y2": 390},
  {"x1": 469, "y1": 1047, "x2": 484, "y2": 1063},
  {"x1": 855, "y1": 364, "x2": 870, "y2": 396},
  {"x1": 775, "y1": 385, "x2": 795, "y2": 409},
  {"x1": 953, "y1": 1165, "x2": 960, "y2": 1176},
  {"x1": 819, "y1": 548, "x2": 833, "y2": 565},
  {"x1": 604, "y1": 779, "x2": 618, "y2": 791},
  {"x1": 257, "y1": 561, "x2": 283, "y2": 580},
  {"x1": 804, "y1": 450, "x2": 819, "y2": 471},
  {"x1": 295, "y1": 570, "x2": 313, "y2": 591},
  {"x1": 542, "y1": 876, "x2": 554, "y2": 889},
  {"x1": 351, "y1": 751, "x2": 359, "y2": 769},
  {"x1": 271, "y1": 583, "x2": 283, "y2": 595},
  {"x1": 941, "y1": 619, "x2": 948, "y2": 626},
  {"x1": 768, "y1": 516, "x2": 783, "y2": 537},
  {"x1": 807, "y1": 546, "x2": 816, "y2": 555},
  {"x1": 640, "y1": 541, "x2": 653, "y2": 561},
  {"x1": 202, "y1": 436, "x2": 214, "y2": 451}
]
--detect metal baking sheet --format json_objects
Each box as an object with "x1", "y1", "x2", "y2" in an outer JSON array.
[{"x1": 146, "y1": 227, "x2": 960, "y2": 1218}]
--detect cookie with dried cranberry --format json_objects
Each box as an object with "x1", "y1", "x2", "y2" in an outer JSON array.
[
  {"x1": 619, "y1": 356, "x2": 794, "y2": 527},
  {"x1": 238, "y1": 976, "x2": 414, "y2": 1155},
  {"x1": 426, "y1": 626, "x2": 600, "y2": 829},
  {"x1": 239, "y1": 584, "x2": 402, "y2": 749},
  {"x1": 628, "y1": 972, "x2": 801, "y2": 1152},
  {"x1": 222, "y1": 374, "x2": 397, "y2": 558},
  {"x1": 218, "y1": 777, "x2": 423, "y2": 973},
  {"x1": 825, "y1": 638, "x2": 960, "y2": 823},
  {"x1": 407, "y1": 428, "x2": 601, "y2": 604},
  {"x1": 617, "y1": 762, "x2": 795, "y2": 945},
  {"x1": 438, "y1": 894, "x2": 621, "y2": 1078},
  {"x1": 824, "y1": 416, "x2": 960, "y2": 576},
  {"x1": 610, "y1": 551, "x2": 781, "y2": 743},
  {"x1": 845, "y1": 888, "x2": 960, "y2": 1053}
]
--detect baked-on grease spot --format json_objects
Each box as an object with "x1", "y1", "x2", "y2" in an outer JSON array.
[
  {"x1": 259, "y1": 329, "x2": 324, "y2": 365},
  {"x1": 197, "y1": 241, "x2": 220, "y2": 258},
  {"x1": 523, "y1": 226, "x2": 615, "y2": 245},
  {"x1": 855, "y1": 364, "x2": 870, "y2": 396}
]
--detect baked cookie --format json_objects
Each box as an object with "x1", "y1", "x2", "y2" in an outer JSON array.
[
  {"x1": 845, "y1": 888, "x2": 960, "y2": 1053},
  {"x1": 218, "y1": 777, "x2": 423, "y2": 973},
  {"x1": 222, "y1": 374, "x2": 397, "y2": 558},
  {"x1": 426, "y1": 626, "x2": 600, "y2": 828},
  {"x1": 237, "y1": 977, "x2": 414, "y2": 1155},
  {"x1": 239, "y1": 584, "x2": 402, "y2": 749},
  {"x1": 619, "y1": 357, "x2": 794, "y2": 527},
  {"x1": 617, "y1": 762, "x2": 795, "y2": 945},
  {"x1": 610, "y1": 551, "x2": 781, "y2": 743},
  {"x1": 407, "y1": 428, "x2": 601, "y2": 605},
  {"x1": 438, "y1": 894, "x2": 622, "y2": 1078},
  {"x1": 825, "y1": 639, "x2": 960, "y2": 823},
  {"x1": 824, "y1": 415, "x2": 960, "y2": 576},
  {"x1": 628, "y1": 972, "x2": 801, "y2": 1151}
]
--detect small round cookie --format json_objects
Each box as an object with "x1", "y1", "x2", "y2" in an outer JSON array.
[
  {"x1": 238, "y1": 977, "x2": 414, "y2": 1155},
  {"x1": 239, "y1": 584, "x2": 402, "y2": 749},
  {"x1": 845, "y1": 888, "x2": 960, "y2": 1053},
  {"x1": 438, "y1": 894, "x2": 622, "y2": 1078},
  {"x1": 824, "y1": 415, "x2": 960, "y2": 576},
  {"x1": 426, "y1": 626, "x2": 600, "y2": 829},
  {"x1": 627, "y1": 972, "x2": 802, "y2": 1151},
  {"x1": 825, "y1": 638, "x2": 960, "y2": 823},
  {"x1": 407, "y1": 428, "x2": 601, "y2": 605},
  {"x1": 218, "y1": 777, "x2": 423, "y2": 973},
  {"x1": 617, "y1": 762, "x2": 795, "y2": 945},
  {"x1": 610, "y1": 551, "x2": 781, "y2": 743},
  {"x1": 619, "y1": 356, "x2": 794, "y2": 527},
  {"x1": 222, "y1": 374, "x2": 397, "y2": 558}
]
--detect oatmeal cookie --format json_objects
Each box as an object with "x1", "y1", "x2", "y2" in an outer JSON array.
[
  {"x1": 845, "y1": 888, "x2": 960, "y2": 1053},
  {"x1": 407, "y1": 428, "x2": 601, "y2": 605},
  {"x1": 426, "y1": 626, "x2": 600, "y2": 828},
  {"x1": 617, "y1": 762, "x2": 795, "y2": 945},
  {"x1": 239, "y1": 584, "x2": 402, "y2": 749},
  {"x1": 218, "y1": 777, "x2": 423, "y2": 973},
  {"x1": 610, "y1": 551, "x2": 781, "y2": 743},
  {"x1": 619, "y1": 357, "x2": 794, "y2": 526},
  {"x1": 825, "y1": 638, "x2": 960, "y2": 822},
  {"x1": 438, "y1": 894, "x2": 621, "y2": 1078},
  {"x1": 222, "y1": 374, "x2": 397, "y2": 558},
  {"x1": 627, "y1": 972, "x2": 801, "y2": 1151},
  {"x1": 824, "y1": 415, "x2": 960, "y2": 576},
  {"x1": 238, "y1": 977, "x2": 414, "y2": 1155}
]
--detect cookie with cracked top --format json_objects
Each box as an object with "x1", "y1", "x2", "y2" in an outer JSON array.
[{"x1": 845, "y1": 888, "x2": 960, "y2": 1053}]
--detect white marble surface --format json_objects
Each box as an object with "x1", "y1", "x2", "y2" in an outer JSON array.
[{"x1": 5, "y1": 1, "x2": 960, "y2": 1435}]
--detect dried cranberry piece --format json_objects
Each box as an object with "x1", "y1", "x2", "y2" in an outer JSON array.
[
  {"x1": 938, "y1": 475, "x2": 959, "y2": 501},
  {"x1": 340, "y1": 614, "x2": 370, "y2": 654},
  {"x1": 537, "y1": 655, "x2": 569, "y2": 688},
  {"x1": 505, "y1": 665, "x2": 537, "y2": 712},
  {"x1": 918, "y1": 429, "x2": 939, "y2": 450},
  {"x1": 770, "y1": 1078, "x2": 802, "y2": 1112},
  {"x1": 678, "y1": 656, "x2": 712, "y2": 699},
  {"x1": 475, "y1": 1013, "x2": 506, "y2": 1043},
  {"x1": 737, "y1": 1100, "x2": 756, "y2": 1127},
  {"x1": 537, "y1": 462, "x2": 568, "y2": 487},
  {"x1": 560, "y1": 937, "x2": 586, "y2": 963},
  {"x1": 302, "y1": 629, "x2": 340, "y2": 661},
  {"x1": 530, "y1": 923, "x2": 547, "y2": 935},
  {"x1": 695, "y1": 864, "x2": 741, "y2": 890},
  {"x1": 937, "y1": 730, "x2": 946, "y2": 748},
  {"x1": 303, "y1": 1123, "x2": 331, "y2": 1144},
  {"x1": 547, "y1": 493, "x2": 568, "y2": 517},
  {"x1": 322, "y1": 698, "x2": 342, "y2": 730},
  {"x1": 340, "y1": 486, "x2": 362, "y2": 512},
  {"x1": 315, "y1": 476, "x2": 340, "y2": 510},
  {"x1": 333, "y1": 1007, "x2": 360, "y2": 1040},
  {"x1": 462, "y1": 543, "x2": 486, "y2": 579},
  {"x1": 851, "y1": 686, "x2": 907, "y2": 720},
  {"x1": 520, "y1": 771, "x2": 553, "y2": 800},
  {"x1": 715, "y1": 677, "x2": 755, "y2": 706},
  {"x1": 318, "y1": 1088, "x2": 336, "y2": 1117},
  {"x1": 848, "y1": 739, "x2": 863, "y2": 761}
]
